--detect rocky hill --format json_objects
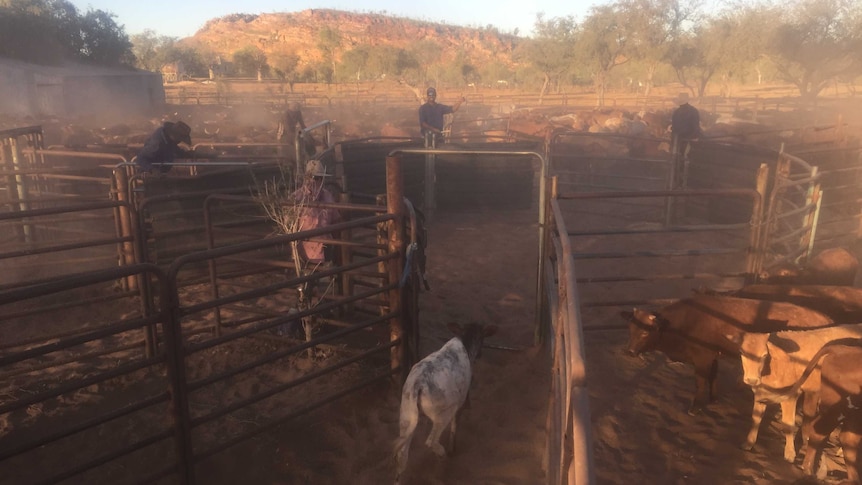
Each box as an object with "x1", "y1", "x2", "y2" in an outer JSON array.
[{"x1": 183, "y1": 9, "x2": 519, "y2": 70}]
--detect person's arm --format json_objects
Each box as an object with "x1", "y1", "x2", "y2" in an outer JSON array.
[{"x1": 452, "y1": 96, "x2": 466, "y2": 112}]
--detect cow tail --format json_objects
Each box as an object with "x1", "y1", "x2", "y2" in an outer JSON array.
[
  {"x1": 394, "y1": 382, "x2": 421, "y2": 478},
  {"x1": 767, "y1": 338, "x2": 862, "y2": 400}
]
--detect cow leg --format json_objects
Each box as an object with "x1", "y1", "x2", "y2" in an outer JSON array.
[
  {"x1": 801, "y1": 404, "x2": 842, "y2": 476},
  {"x1": 426, "y1": 407, "x2": 458, "y2": 457},
  {"x1": 447, "y1": 409, "x2": 459, "y2": 455},
  {"x1": 840, "y1": 410, "x2": 862, "y2": 484},
  {"x1": 800, "y1": 390, "x2": 820, "y2": 448},
  {"x1": 742, "y1": 399, "x2": 767, "y2": 451},
  {"x1": 689, "y1": 358, "x2": 716, "y2": 415},
  {"x1": 779, "y1": 398, "x2": 800, "y2": 463}
]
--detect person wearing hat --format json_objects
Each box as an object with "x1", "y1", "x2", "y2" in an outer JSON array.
[
  {"x1": 418, "y1": 87, "x2": 466, "y2": 140},
  {"x1": 136, "y1": 120, "x2": 193, "y2": 173},
  {"x1": 670, "y1": 92, "x2": 701, "y2": 156},
  {"x1": 289, "y1": 159, "x2": 340, "y2": 264}
]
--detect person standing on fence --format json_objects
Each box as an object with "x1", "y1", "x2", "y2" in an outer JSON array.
[
  {"x1": 279, "y1": 101, "x2": 316, "y2": 158},
  {"x1": 135, "y1": 121, "x2": 193, "y2": 174},
  {"x1": 670, "y1": 92, "x2": 701, "y2": 160},
  {"x1": 670, "y1": 92, "x2": 701, "y2": 191},
  {"x1": 419, "y1": 87, "x2": 465, "y2": 142}
]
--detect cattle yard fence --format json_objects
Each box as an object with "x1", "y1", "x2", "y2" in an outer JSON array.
[
  {"x1": 0, "y1": 126, "x2": 426, "y2": 484},
  {"x1": 1, "y1": 121, "x2": 860, "y2": 485}
]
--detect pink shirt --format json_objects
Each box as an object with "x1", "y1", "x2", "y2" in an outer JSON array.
[{"x1": 289, "y1": 181, "x2": 338, "y2": 263}]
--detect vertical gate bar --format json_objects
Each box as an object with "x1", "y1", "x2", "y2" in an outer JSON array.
[
  {"x1": 804, "y1": 183, "x2": 823, "y2": 258},
  {"x1": 203, "y1": 197, "x2": 223, "y2": 337},
  {"x1": 424, "y1": 131, "x2": 436, "y2": 216},
  {"x1": 113, "y1": 167, "x2": 137, "y2": 291},
  {"x1": 386, "y1": 155, "x2": 406, "y2": 381},
  {"x1": 338, "y1": 192, "x2": 353, "y2": 317},
  {"x1": 800, "y1": 165, "x2": 820, "y2": 259},
  {"x1": 9, "y1": 138, "x2": 33, "y2": 243},
  {"x1": 161, "y1": 272, "x2": 196, "y2": 485},
  {"x1": 535, "y1": 153, "x2": 550, "y2": 345}
]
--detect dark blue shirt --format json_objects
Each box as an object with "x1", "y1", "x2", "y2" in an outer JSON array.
[
  {"x1": 136, "y1": 127, "x2": 186, "y2": 173},
  {"x1": 671, "y1": 103, "x2": 701, "y2": 140},
  {"x1": 419, "y1": 102, "x2": 454, "y2": 134}
]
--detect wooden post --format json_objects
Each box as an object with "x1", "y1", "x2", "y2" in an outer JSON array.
[
  {"x1": 386, "y1": 155, "x2": 406, "y2": 380},
  {"x1": 748, "y1": 163, "x2": 770, "y2": 280}
]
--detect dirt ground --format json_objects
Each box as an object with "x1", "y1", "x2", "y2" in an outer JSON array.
[
  {"x1": 197, "y1": 209, "x2": 852, "y2": 485},
  {"x1": 163, "y1": 209, "x2": 548, "y2": 485}
]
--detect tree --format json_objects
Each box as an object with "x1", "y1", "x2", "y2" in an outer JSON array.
[
  {"x1": 338, "y1": 46, "x2": 370, "y2": 82},
  {"x1": 0, "y1": 0, "x2": 133, "y2": 66},
  {"x1": 409, "y1": 39, "x2": 443, "y2": 84},
  {"x1": 317, "y1": 27, "x2": 342, "y2": 84},
  {"x1": 130, "y1": 30, "x2": 177, "y2": 71},
  {"x1": 232, "y1": 46, "x2": 268, "y2": 79},
  {"x1": 765, "y1": 0, "x2": 862, "y2": 100},
  {"x1": 480, "y1": 60, "x2": 514, "y2": 87},
  {"x1": 515, "y1": 14, "x2": 578, "y2": 101},
  {"x1": 621, "y1": 0, "x2": 701, "y2": 96},
  {"x1": 161, "y1": 44, "x2": 209, "y2": 78},
  {"x1": 577, "y1": 3, "x2": 632, "y2": 106},
  {"x1": 271, "y1": 52, "x2": 300, "y2": 90}
]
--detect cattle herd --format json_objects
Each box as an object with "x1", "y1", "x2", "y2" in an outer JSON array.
[{"x1": 622, "y1": 247, "x2": 862, "y2": 483}]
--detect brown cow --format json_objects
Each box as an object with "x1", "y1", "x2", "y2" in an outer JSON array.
[
  {"x1": 704, "y1": 284, "x2": 862, "y2": 323},
  {"x1": 760, "y1": 247, "x2": 859, "y2": 286},
  {"x1": 733, "y1": 325, "x2": 862, "y2": 463},
  {"x1": 622, "y1": 295, "x2": 834, "y2": 414},
  {"x1": 769, "y1": 341, "x2": 862, "y2": 482}
]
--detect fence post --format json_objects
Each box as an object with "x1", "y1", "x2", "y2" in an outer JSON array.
[
  {"x1": 424, "y1": 132, "x2": 437, "y2": 216},
  {"x1": 386, "y1": 155, "x2": 406, "y2": 381},
  {"x1": 748, "y1": 163, "x2": 770, "y2": 280}
]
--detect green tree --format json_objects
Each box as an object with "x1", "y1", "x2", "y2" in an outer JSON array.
[
  {"x1": 78, "y1": 8, "x2": 133, "y2": 65},
  {"x1": 232, "y1": 45, "x2": 268, "y2": 79},
  {"x1": 161, "y1": 44, "x2": 209, "y2": 77},
  {"x1": 515, "y1": 14, "x2": 578, "y2": 101},
  {"x1": 271, "y1": 52, "x2": 300, "y2": 90},
  {"x1": 577, "y1": 4, "x2": 631, "y2": 106},
  {"x1": 765, "y1": 0, "x2": 862, "y2": 100},
  {"x1": 622, "y1": 0, "x2": 701, "y2": 96},
  {"x1": 0, "y1": 0, "x2": 132, "y2": 66},
  {"x1": 317, "y1": 26, "x2": 342, "y2": 84},
  {"x1": 409, "y1": 39, "x2": 443, "y2": 84},
  {"x1": 338, "y1": 46, "x2": 370, "y2": 82},
  {"x1": 130, "y1": 29, "x2": 176, "y2": 71},
  {"x1": 480, "y1": 60, "x2": 514, "y2": 87}
]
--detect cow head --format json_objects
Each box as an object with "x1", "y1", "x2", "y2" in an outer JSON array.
[
  {"x1": 736, "y1": 332, "x2": 770, "y2": 387},
  {"x1": 621, "y1": 308, "x2": 664, "y2": 356},
  {"x1": 447, "y1": 322, "x2": 498, "y2": 362}
]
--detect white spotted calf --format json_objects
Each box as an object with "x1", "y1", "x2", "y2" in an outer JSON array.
[{"x1": 394, "y1": 322, "x2": 497, "y2": 483}]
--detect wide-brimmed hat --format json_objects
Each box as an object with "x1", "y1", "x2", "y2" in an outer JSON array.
[
  {"x1": 674, "y1": 92, "x2": 690, "y2": 105},
  {"x1": 167, "y1": 121, "x2": 192, "y2": 145},
  {"x1": 305, "y1": 159, "x2": 330, "y2": 177}
]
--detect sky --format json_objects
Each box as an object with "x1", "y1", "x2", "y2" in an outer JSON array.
[{"x1": 68, "y1": 0, "x2": 606, "y2": 39}]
